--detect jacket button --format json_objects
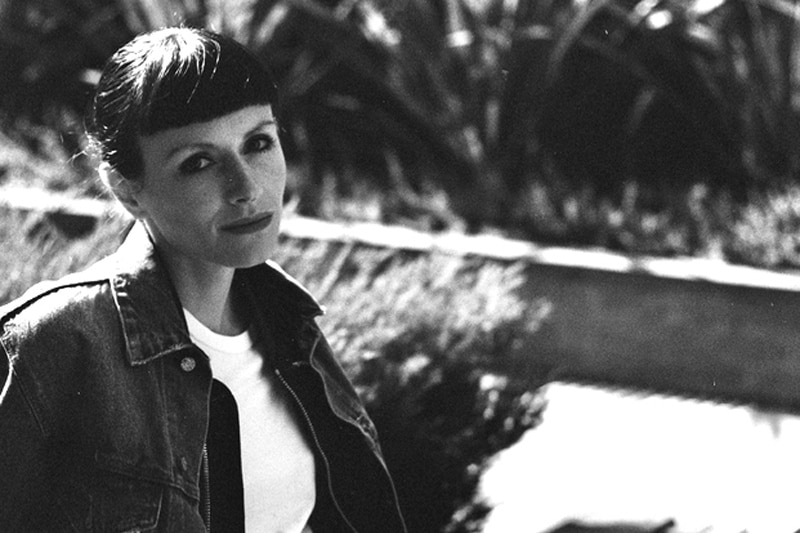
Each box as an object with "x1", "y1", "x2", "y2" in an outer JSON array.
[{"x1": 180, "y1": 357, "x2": 196, "y2": 372}]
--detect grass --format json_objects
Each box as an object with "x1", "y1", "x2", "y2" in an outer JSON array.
[
  {"x1": 0, "y1": 208, "x2": 125, "y2": 305},
  {"x1": 0, "y1": 122, "x2": 104, "y2": 196}
]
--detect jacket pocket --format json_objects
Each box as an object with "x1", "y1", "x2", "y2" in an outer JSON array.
[
  {"x1": 60, "y1": 468, "x2": 164, "y2": 533},
  {"x1": 92, "y1": 471, "x2": 164, "y2": 532}
]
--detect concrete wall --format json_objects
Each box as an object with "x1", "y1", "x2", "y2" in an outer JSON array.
[{"x1": 520, "y1": 262, "x2": 800, "y2": 412}]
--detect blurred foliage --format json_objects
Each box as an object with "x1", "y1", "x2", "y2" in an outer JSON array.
[
  {"x1": 0, "y1": 1, "x2": 788, "y2": 268},
  {"x1": 3, "y1": 0, "x2": 800, "y2": 265},
  {"x1": 0, "y1": 208, "x2": 125, "y2": 304},
  {"x1": 535, "y1": 0, "x2": 800, "y2": 200},
  {"x1": 0, "y1": 211, "x2": 550, "y2": 532},
  {"x1": 729, "y1": 185, "x2": 800, "y2": 268}
]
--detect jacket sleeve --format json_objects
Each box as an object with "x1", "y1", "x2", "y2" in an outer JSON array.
[{"x1": 0, "y1": 343, "x2": 52, "y2": 530}]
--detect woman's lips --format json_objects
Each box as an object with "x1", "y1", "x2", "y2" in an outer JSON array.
[{"x1": 220, "y1": 212, "x2": 274, "y2": 234}]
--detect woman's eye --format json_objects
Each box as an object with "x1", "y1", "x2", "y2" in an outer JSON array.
[
  {"x1": 245, "y1": 134, "x2": 276, "y2": 153},
  {"x1": 178, "y1": 154, "x2": 213, "y2": 174}
]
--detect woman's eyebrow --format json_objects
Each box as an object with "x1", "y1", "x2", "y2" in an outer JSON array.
[
  {"x1": 166, "y1": 142, "x2": 213, "y2": 160},
  {"x1": 163, "y1": 119, "x2": 278, "y2": 159},
  {"x1": 247, "y1": 119, "x2": 277, "y2": 134}
]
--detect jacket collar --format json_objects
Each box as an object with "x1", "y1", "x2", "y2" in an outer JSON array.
[{"x1": 104, "y1": 222, "x2": 323, "y2": 366}]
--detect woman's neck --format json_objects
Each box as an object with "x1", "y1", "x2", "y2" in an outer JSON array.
[{"x1": 167, "y1": 259, "x2": 247, "y2": 336}]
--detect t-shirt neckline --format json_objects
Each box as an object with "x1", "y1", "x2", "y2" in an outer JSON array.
[{"x1": 183, "y1": 308, "x2": 254, "y2": 354}]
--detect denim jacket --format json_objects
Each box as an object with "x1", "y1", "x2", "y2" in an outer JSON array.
[{"x1": 0, "y1": 222, "x2": 406, "y2": 532}]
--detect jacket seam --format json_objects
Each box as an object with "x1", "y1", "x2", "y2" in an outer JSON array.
[
  {"x1": 0, "y1": 278, "x2": 109, "y2": 325},
  {"x1": 95, "y1": 452, "x2": 201, "y2": 502},
  {"x1": 1, "y1": 342, "x2": 48, "y2": 439}
]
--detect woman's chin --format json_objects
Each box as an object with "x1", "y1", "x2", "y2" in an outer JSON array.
[
  {"x1": 228, "y1": 247, "x2": 276, "y2": 269},
  {"x1": 218, "y1": 234, "x2": 279, "y2": 269}
]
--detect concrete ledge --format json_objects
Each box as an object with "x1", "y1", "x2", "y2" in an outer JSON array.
[
  {"x1": 281, "y1": 215, "x2": 800, "y2": 290},
  {"x1": 6, "y1": 187, "x2": 800, "y2": 410}
]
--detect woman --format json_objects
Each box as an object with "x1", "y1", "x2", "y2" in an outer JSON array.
[{"x1": 0, "y1": 27, "x2": 406, "y2": 532}]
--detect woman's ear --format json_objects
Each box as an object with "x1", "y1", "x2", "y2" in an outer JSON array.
[{"x1": 99, "y1": 163, "x2": 147, "y2": 218}]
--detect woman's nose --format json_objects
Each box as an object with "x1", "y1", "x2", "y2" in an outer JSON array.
[{"x1": 225, "y1": 158, "x2": 260, "y2": 204}]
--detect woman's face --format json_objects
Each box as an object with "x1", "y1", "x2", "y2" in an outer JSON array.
[{"x1": 132, "y1": 105, "x2": 286, "y2": 272}]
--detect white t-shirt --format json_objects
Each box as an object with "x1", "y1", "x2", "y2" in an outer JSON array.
[{"x1": 184, "y1": 309, "x2": 316, "y2": 533}]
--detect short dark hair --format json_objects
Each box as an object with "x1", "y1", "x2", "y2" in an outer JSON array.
[{"x1": 86, "y1": 27, "x2": 277, "y2": 180}]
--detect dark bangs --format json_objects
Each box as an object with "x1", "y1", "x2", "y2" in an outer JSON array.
[
  {"x1": 141, "y1": 32, "x2": 276, "y2": 134},
  {"x1": 87, "y1": 28, "x2": 277, "y2": 179}
]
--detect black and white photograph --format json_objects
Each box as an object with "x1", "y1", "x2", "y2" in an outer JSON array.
[{"x1": 1, "y1": 1, "x2": 800, "y2": 531}]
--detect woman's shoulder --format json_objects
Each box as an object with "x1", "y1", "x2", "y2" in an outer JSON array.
[{"x1": 0, "y1": 260, "x2": 117, "y2": 341}]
